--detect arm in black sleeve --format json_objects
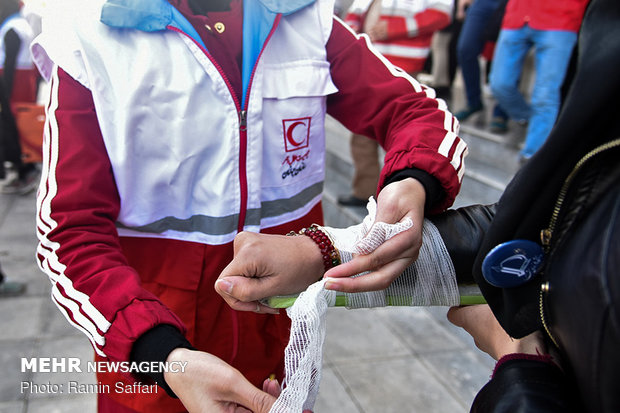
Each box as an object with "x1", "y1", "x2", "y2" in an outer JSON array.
[
  {"x1": 471, "y1": 357, "x2": 582, "y2": 413},
  {"x1": 428, "y1": 203, "x2": 496, "y2": 283},
  {"x1": 130, "y1": 324, "x2": 195, "y2": 398}
]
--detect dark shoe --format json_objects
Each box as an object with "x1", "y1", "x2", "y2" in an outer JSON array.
[
  {"x1": 0, "y1": 280, "x2": 26, "y2": 297},
  {"x1": 454, "y1": 104, "x2": 484, "y2": 121},
  {"x1": 1, "y1": 168, "x2": 39, "y2": 195},
  {"x1": 489, "y1": 116, "x2": 508, "y2": 134},
  {"x1": 337, "y1": 194, "x2": 367, "y2": 207}
]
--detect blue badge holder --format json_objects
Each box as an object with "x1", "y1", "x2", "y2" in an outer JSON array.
[{"x1": 482, "y1": 239, "x2": 544, "y2": 288}]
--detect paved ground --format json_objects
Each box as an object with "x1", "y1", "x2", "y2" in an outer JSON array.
[
  {"x1": 0, "y1": 164, "x2": 496, "y2": 413},
  {"x1": 0, "y1": 72, "x2": 509, "y2": 412},
  {"x1": 0, "y1": 189, "x2": 496, "y2": 413}
]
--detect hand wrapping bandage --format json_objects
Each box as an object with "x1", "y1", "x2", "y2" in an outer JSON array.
[{"x1": 269, "y1": 198, "x2": 459, "y2": 412}]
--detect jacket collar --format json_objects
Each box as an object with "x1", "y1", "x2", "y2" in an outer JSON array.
[{"x1": 100, "y1": 0, "x2": 316, "y2": 31}]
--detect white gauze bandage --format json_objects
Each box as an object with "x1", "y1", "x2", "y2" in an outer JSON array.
[{"x1": 269, "y1": 198, "x2": 458, "y2": 412}]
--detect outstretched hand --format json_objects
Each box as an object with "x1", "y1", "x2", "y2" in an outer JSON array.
[
  {"x1": 215, "y1": 232, "x2": 324, "y2": 313},
  {"x1": 164, "y1": 348, "x2": 277, "y2": 413},
  {"x1": 324, "y1": 178, "x2": 425, "y2": 293}
]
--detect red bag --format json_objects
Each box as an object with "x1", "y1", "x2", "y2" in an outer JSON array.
[{"x1": 14, "y1": 103, "x2": 45, "y2": 164}]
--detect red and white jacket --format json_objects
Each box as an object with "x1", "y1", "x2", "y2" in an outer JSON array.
[
  {"x1": 345, "y1": 0, "x2": 452, "y2": 73},
  {"x1": 31, "y1": 0, "x2": 465, "y2": 409}
]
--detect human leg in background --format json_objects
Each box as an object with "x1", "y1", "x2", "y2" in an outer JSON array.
[
  {"x1": 455, "y1": 0, "x2": 503, "y2": 121},
  {"x1": 430, "y1": 30, "x2": 453, "y2": 100},
  {"x1": 338, "y1": 133, "x2": 380, "y2": 207},
  {"x1": 0, "y1": 83, "x2": 38, "y2": 195},
  {"x1": 489, "y1": 26, "x2": 532, "y2": 125},
  {"x1": 487, "y1": 58, "x2": 510, "y2": 133},
  {"x1": 520, "y1": 29, "x2": 577, "y2": 159}
]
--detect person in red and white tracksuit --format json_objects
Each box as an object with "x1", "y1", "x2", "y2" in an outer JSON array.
[
  {"x1": 346, "y1": 0, "x2": 453, "y2": 74},
  {"x1": 31, "y1": 0, "x2": 466, "y2": 411},
  {"x1": 339, "y1": 0, "x2": 454, "y2": 207}
]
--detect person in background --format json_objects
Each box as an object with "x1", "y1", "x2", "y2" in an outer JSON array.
[
  {"x1": 421, "y1": 0, "x2": 461, "y2": 102},
  {"x1": 489, "y1": 0, "x2": 590, "y2": 164},
  {"x1": 338, "y1": 0, "x2": 454, "y2": 207},
  {"x1": 453, "y1": 0, "x2": 509, "y2": 133},
  {"x1": 0, "y1": 0, "x2": 39, "y2": 194},
  {"x1": 31, "y1": 0, "x2": 466, "y2": 411}
]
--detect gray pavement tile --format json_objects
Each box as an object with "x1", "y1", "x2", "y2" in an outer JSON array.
[
  {"x1": 0, "y1": 400, "x2": 24, "y2": 413},
  {"x1": 0, "y1": 245, "x2": 38, "y2": 270},
  {"x1": 0, "y1": 339, "x2": 36, "y2": 403},
  {"x1": 334, "y1": 356, "x2": 466, "y2": 413},
  {"x1": 0, "y1": 297, "x2": 44, "y2": 341},
  {"x1": 0, "y1": 195, "x2": 37, "y2": 238},
  {"x1": 323, "y1": 308, "x2": 410, "y2": 363},
  {"x1": 39, "y1": 299, "x2": 84, "y2": 339},
  {"x1": 0, "y1": 262, "x2": 50, "y2": 299},
  {"x1": 26, "y1": 394, "x2": 96, "y2": 413},
  {"x1": 420, "y1": 350, "x2": 493, "y2": 408},
  {"x1": 314, "y1": 364, "x2": 360, "y2": 413},
  {"x1": 0, "y1": 194, "x2": 17, "y2": 224},
  {"x1": 424, "y1": 306, "x2": 493, "y2": 352},
  {"x1": 29, "y1": 336, "x2": 97, "y2": 400},
  {"x1": 378, "y1": 307, "x2": 464, "y2": 353}
]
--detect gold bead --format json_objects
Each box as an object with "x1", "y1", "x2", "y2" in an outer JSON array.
[{"x1": 541, "y1": 282, "x2": 550, "y2": 293}]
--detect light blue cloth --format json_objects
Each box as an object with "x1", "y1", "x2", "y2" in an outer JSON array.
[{"x1": 490, "y1": 25, "x2": 577, "y2": 158}]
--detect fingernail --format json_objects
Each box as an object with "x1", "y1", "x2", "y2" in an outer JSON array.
[
  {"x1": 216, "y1": 279, "x2": 233, "y2": 294},
  {"x1": 324, "y1": 279, "x2": 338, "y2": 291}
]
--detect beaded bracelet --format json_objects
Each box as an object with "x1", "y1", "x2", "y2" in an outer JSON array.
[{"x1": 288, "y1": 224, "x2": 341, "y2": 272}]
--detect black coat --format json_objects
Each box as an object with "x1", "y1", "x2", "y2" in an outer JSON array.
[
  {"x1": 462, "y1": 0, "x2": 620, "y2": 411},
  {"x1": 471, "y1": 0, "x2": 620, "y2": 339}
]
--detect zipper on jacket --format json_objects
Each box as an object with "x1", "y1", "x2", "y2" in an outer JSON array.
[
  {"x1": 538, "y1": 137, "x2": 620, "y2": 348},
  {"x1": 166, "y1": 23, "x2": 273, "y2": 234},
  {"x1": 539, "y1": 138, "x2": 620, "y2": 252},
  {"x1": 238, "y1": 110, "x2": 247, "y2": 131},
  {"x1": 235, "y1": 14, "x2": 282, "y2": 233}
]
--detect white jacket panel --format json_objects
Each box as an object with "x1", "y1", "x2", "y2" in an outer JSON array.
[{"x1": 32, "y1": 0, "x2": 337, "y2": 245}]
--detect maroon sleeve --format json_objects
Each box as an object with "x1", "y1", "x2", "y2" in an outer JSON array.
[
  {"x1": 36, "y1": 66, "x2": 186, "y2": 363},
  {"x1": 326, "y1": 18, "x2": 466, "y2": 212}
]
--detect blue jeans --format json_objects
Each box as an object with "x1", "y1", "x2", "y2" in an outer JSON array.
[
  {"x1": 457, "y1": 0, "x2": 507, "y2": 119},
  {"x1": 490, "y1": 25, "x2": 577, "y2": 158}
]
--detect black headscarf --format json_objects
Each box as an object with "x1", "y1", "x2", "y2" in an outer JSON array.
[{"x1": 472, "y1": 0, "x2": 620, "y2": 338}]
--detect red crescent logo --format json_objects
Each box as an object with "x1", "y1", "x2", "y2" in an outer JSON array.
[{"x1": 286, "y1": 121, "x2": 306, "y2": 147}]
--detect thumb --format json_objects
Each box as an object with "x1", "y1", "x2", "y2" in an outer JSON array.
[
  {"x1": 446, "y1": 305, "x2": 471, "y2": 328},
  {"x1": 217, "y1": 275, "x2": 280, "y2": 304},
  {"x1": 236, "y1": 384, "x2": 277, "y2": 413}
]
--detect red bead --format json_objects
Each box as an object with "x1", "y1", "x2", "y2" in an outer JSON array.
[{"x1": 297, "y1": 225, "x2": 340, "y2": 271}]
